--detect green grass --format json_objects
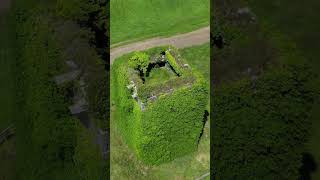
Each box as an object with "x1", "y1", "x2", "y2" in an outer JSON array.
[
  {"x1": 145, "y1": 67, "x2": 176, "y2": 85},
  {"x1": 181, "y1": 43, "x2": 210, "y2": 80},
  {"x1": 110, "y1": 0, "x2": 209, "y2": 45},
  {"x1": 242, "y1": 1, "x2": 320, "y2": 178},
  {"x1": 110, "y1": 43, "x2": 210, "y2": 179}
]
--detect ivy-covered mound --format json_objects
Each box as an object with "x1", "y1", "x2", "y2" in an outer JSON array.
[{"x1": 111, "y1": 46, "x2": 208, "y2": 165}]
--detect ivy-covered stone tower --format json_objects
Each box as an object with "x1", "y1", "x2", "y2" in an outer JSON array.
[{"x1": 111, "y1": 46, "x2": 208, "y2": 164}]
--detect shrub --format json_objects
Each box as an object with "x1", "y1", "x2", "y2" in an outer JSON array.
[
  {"x1": 128, "y1": 52, "x2": 150, "y2": 74},
  {"x1": 111, "y1": 47, "x2": 208, "y2": 164}
]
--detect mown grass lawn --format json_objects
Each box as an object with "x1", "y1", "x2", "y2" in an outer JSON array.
[
  {"x1": 110, "y1": 43, "x2": 210, "y2": 179},
  {"x1": 110, "y1": 0, "x2": 209, "y2": 45},
  {"x1": 181, "y1": 43, "x2": 210, "y2": 81}
]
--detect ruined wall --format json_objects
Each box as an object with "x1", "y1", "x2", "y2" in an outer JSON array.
[{"x1": 111, "y1": 47, "x2": 208, "y2": 164}]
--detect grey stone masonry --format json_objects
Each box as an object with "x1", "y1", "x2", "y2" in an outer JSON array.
[{"x1": 54, "y1": 70, "x2": 80, "y2": 85}]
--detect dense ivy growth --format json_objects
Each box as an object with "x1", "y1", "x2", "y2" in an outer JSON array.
[
  {"x1": 13, "y1": 1, "x2": 106, "y2": 179},
  {"x1": 111, "y1": 47, "x2": 208, "y2": 164},
  {"x1": 138, "y1": 83, "x2": 208, "y2": 164},
  {"x1": 211, "y1": 6, "x2": 319, "y2": 178},
  {"x1": 166, "y1": 51, "x2": 183, "y2": 76},
  {"x1": 212, "y1": 60, "x2": 317, "y2": 179}
]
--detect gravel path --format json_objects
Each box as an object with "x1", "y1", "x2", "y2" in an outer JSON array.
[{"x1": 110, "y1": 26, "x2": 210, "y2": 63}]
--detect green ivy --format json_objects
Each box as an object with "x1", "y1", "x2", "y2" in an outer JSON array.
[
  {"x1": 128, "y1": 52, "x2": 150, "y2": 74},
  {"x1": 111, "y1": 48, "x2": 208, "y2": 164},
  {"x1": 166, "y1": 51, "x2": 184, "y2": 76}
]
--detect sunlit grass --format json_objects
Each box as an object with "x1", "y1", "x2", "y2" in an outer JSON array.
[{"x1": 110, "y1": 0, "x2": 209, "y2": 45}]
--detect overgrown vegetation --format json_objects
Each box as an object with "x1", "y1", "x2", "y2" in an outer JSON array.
[
  {"x1": 212, "y1": 0, "x2": 319, "y2": 179},
  {"x1": 111, "y1": 47, "x2": 208, "y2": 165},
  {"x1": 11, "y1": 1, "x2": 107, "y2": 179},
  {"x1": 243, "y1": 1, "x2": 320, "y2": 178},
  {"x1": 213, "y1": 61, "x2": 317, "y2": 179},
  {"x1": 128, "y1": 52, "x2": 150, "y2": 75},
  {"x1": 111, "y1": 44, "x2": 210, "y2": 179},
  {"x1": 166, "y1": 51, "x2": 183, "y2": 76},
  {"x1": 56, "y1": 0, "x2": 109, "y2": 130}
]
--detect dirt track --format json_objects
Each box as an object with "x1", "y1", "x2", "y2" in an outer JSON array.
[{"x1": 110, "y1": 26, "x2": 210, "y2": 63}]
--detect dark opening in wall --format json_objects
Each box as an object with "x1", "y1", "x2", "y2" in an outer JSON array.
[
  {"x1": 137, "y1": 51, "x2": 182, "y2": 83},
  {"x1": 145, "y1": 61, "x2": 167, "y2": 77},
  {"x1": 139, "y1": 69, "x2": 145, "y2": 83}
]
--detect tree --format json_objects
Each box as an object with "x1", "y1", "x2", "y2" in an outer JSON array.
[{"x1": 128, "y1": 52, "x2": 150, "y2": 74}]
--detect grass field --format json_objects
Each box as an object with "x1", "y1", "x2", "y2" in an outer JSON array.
[
  {"x1": 181, "y1": 43, "x2": 210, "y2": 80},
  {"x1": 110, "y1": 0, "x2": 209, "y2": 45},
  {"x1": 243, "y1": 1, "x2": 320, "y2": 178},
  {"x1": 145, "y1": 68, "x2": 176, "y2": 85},
  {"x1": 110, "y1": 43, "x2": 210, "y2": 179}
]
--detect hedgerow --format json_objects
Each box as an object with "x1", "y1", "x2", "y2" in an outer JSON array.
[{"x1": 111, "y1": 47, "x2": 208, "y2": 164}]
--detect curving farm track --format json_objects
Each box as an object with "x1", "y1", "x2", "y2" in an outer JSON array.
[{"x1": 110, "y1": 26, "x2": 210, "y2": 63}]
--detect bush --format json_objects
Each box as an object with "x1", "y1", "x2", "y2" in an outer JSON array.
[
  {"x1": 111, "y1": 47, "x2": 208, "y2": 164},
  {"x1": 128, "y1": 52, "x2": 150, "y2": 74}
]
